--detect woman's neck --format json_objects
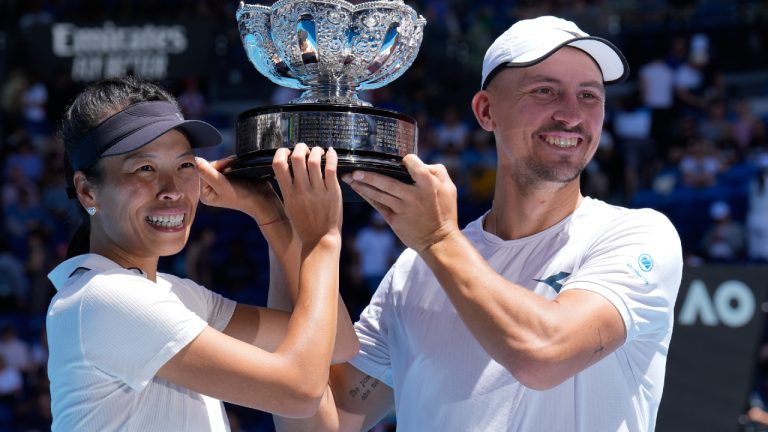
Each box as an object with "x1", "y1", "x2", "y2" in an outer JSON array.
[{"x1": 89, "y1": 245, "x2": 159, "y2": 282}]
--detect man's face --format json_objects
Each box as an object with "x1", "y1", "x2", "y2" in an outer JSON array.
[{"x1": 485, "y1": 47, "x2": 606, "y2": 187}]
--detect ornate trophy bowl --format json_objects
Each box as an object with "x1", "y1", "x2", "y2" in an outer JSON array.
[{"x1": 229, "y1": 0, "x2": 426, "y2": 182}]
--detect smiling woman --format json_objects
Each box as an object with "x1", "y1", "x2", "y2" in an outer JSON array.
[
  {"x1": 82, "y1": 129, "x2": 202, "y2": 266},
  {"x1": 47, "y1": 76, "x2": 357, "y2": 431}
]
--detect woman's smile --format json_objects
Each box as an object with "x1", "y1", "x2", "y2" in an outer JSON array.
[{"x1": 145, "y1": 209, "x2": 187, "y2": 231}]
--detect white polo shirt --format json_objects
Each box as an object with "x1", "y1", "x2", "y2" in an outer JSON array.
[
  {"x1": 351, "y1": 197, "x2": 683, "y2": 432},
  {"x1": 47, "y1": 254, "x2": 236, "y2": 432}
]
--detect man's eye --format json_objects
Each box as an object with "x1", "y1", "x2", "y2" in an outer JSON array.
[
  {"x1": 180, "y1": 162, "x2": 196, "y2": 169},
  {"x1": 533, "y1": 87, "x2": 554, "y2": 95},
  {"x1": 137, "y1": 165, "x2": 154, "y2": 172}
]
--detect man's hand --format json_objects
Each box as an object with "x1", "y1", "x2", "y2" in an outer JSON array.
[{"x1": 342, "y1": 154, "x2": 460, "y2": 253}]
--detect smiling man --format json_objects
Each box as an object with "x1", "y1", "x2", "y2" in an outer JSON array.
[{"x1": 275, "y1": 16, "x2": 684, "y2": 432}]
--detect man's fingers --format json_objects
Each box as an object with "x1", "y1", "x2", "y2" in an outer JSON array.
[
  {"x1": 402, "y1": 154, "x2": 432, "y2": 184},
  {"x1": 347, "y1": 169, "x2": 408, "y2": 195},
  {"x1": 355, "y1": 192, "x2": 395, "y2": 223},
  {"x1": 428, "y1": 163, "x2": 451, "y2": 183},
  {"x1": 347, "y1": 176, "x2": 402, "y2": 213},
  {"x1": 404, "y1": 154, "x2": 452, "y2": 189}
]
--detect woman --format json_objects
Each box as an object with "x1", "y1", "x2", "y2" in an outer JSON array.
[{"x1": 46, "y1": 76, "x2": 357, "y2": 431}]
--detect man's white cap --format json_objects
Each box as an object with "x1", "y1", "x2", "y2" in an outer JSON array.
[{"x1": 481, "y1": 16, "x2": 629, "y2": 89}]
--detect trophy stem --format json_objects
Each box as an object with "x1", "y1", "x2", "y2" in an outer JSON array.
[{"x1": 293, "y1": 82, "x2": 370, "y2": 106}]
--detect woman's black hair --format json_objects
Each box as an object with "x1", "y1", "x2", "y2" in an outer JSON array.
[{"x1": 61, "y1": 76, "x2": 179, "y2": 258}]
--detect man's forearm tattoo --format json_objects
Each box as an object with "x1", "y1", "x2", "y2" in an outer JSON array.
[
  {"x1": 593, "y1": 328, "x2": 605, "y2": 356},
  {"x1": 348, "y1": 375, "x2": 381, "y2": 401}
]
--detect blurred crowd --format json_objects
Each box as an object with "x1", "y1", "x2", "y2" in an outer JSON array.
[{"x1": 1, "y1": 0, "x2": 768, "y2": 430}]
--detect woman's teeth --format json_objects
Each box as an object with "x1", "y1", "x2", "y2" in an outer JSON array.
[{"x1": 146, "y1": 214, "x2": 184, "y2": 228}]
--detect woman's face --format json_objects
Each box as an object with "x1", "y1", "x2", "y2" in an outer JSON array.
[{"x1": 88, "y1": 129, "x2": 200, "y2": 265}]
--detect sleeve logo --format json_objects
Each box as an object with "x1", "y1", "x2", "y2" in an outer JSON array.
[{"x1": 638, "y1": 254, "x2": 654, "y2": 272}]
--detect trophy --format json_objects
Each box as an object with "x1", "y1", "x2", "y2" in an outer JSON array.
[{"x1": 229, "y1": 0, "x2": 426, "y2": 182}]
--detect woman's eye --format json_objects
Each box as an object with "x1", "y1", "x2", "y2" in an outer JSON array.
[
  {"x1": 137, "y1": 165, "x2": 154, "y2": 172},
  {"x1": 180, "y1": 162, "x2": 196, "y2": 169}
]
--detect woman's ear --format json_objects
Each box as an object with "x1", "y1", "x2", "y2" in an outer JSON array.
[
  {"x1": 73, "y1": 171, "x2": 97, "y2": 210},
  {"x1": 471, "y1": 90, "x2": 495, "y2": 132}
]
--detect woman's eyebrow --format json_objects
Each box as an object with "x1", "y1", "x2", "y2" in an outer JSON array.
[{"x1": 121, "y1": 149, "x2": 195, "y2": 162}]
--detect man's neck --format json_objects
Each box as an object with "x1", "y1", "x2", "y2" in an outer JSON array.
[{"x1": 486, "y1": 180, "x2": 583, "y2": 240}]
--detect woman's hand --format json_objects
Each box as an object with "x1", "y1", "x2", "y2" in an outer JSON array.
[
  {"x1": 196, "y1": 156, "x2": 286, "y2": 225},
  {"x1": 272, "y1": 144, "x2": 342, "y2": 246}
]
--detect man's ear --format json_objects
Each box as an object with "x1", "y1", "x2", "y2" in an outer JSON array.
[
  {"x1": 471, "y1": 91, "x2": 495, "y2": 132},
  {"x1": 73, "y1": 171, "x2": 98, "y2": 210}
]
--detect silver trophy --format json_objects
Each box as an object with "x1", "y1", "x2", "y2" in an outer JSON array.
[{"x1": 229, "y1": 0, "x2": 426, "y2": 182}]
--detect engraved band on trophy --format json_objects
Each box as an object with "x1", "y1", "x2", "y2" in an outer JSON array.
[{"x1": 229, "y1": 0, "x2": 426, "y2": 182}]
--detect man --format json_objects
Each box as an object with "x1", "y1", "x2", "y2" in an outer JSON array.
[{"x1": 275, "y1": 16, "x2": 683, "y2": 432}]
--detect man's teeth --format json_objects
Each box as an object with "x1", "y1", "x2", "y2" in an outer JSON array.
[
  {"x1": 544, "y1": 136, "x2": 578, "y2": 148},
  {"x1": 146, "y1": 214, "x2": 184, "y2": 228}
]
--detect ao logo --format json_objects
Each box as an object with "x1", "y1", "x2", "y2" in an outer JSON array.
[{"x1": 678, "y1": 279, "x2": 755, "y2": 328}]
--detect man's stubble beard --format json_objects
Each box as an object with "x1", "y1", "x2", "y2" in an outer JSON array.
[{"x1": 509, "y1": 154, "x2": 586, "y2": 191}]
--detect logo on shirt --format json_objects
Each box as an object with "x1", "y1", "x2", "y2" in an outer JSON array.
[
  {"x1": 638, "y1": 254, "x2": 654, "y2": 272},
  {"x1": 534, "y1": 271, "x2": 571, "y2": 293}
]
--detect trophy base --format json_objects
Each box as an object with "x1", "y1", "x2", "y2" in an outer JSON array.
[
  {"x1": 227, "y1": 149, "x2": 412, "y2": 202},
  {"x1": 233, "y1": 103, "x2": 417, "y2": 178},
  {"x1": 227, "y1": 148, "x2": 412, "y2": 183},
  {"x1": 231, "y1": 103, "x2": 418, "y2": 201}
]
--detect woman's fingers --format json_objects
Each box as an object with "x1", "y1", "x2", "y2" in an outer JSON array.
[
  {"x1": 307, "y1": 146, "x2": 325, "y2": 188},
  {"x1": 324, "y1": 147, "x2": 340, "y2": 193},
  {"x1": 275, "y1": 144, "x2": 340, "y2": 193},
  {"x1": 195, "y1": 157, "x2": 224, "y2": 186},
  {"x1": 195, "y1": 157, "x2": 232, "y2": 205},
  {"x1": 272, "y1": 148, "x2": 293, "y2": 191},
  {"x1": 290, "y1": 143, "x2": 310, "y2": 191},
  {"x1": 273, "y1": 145, "x2": 343, "y2": 244},
  {"x1": 208, "y1": 155, "x2": 237, "y2": 172}
]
